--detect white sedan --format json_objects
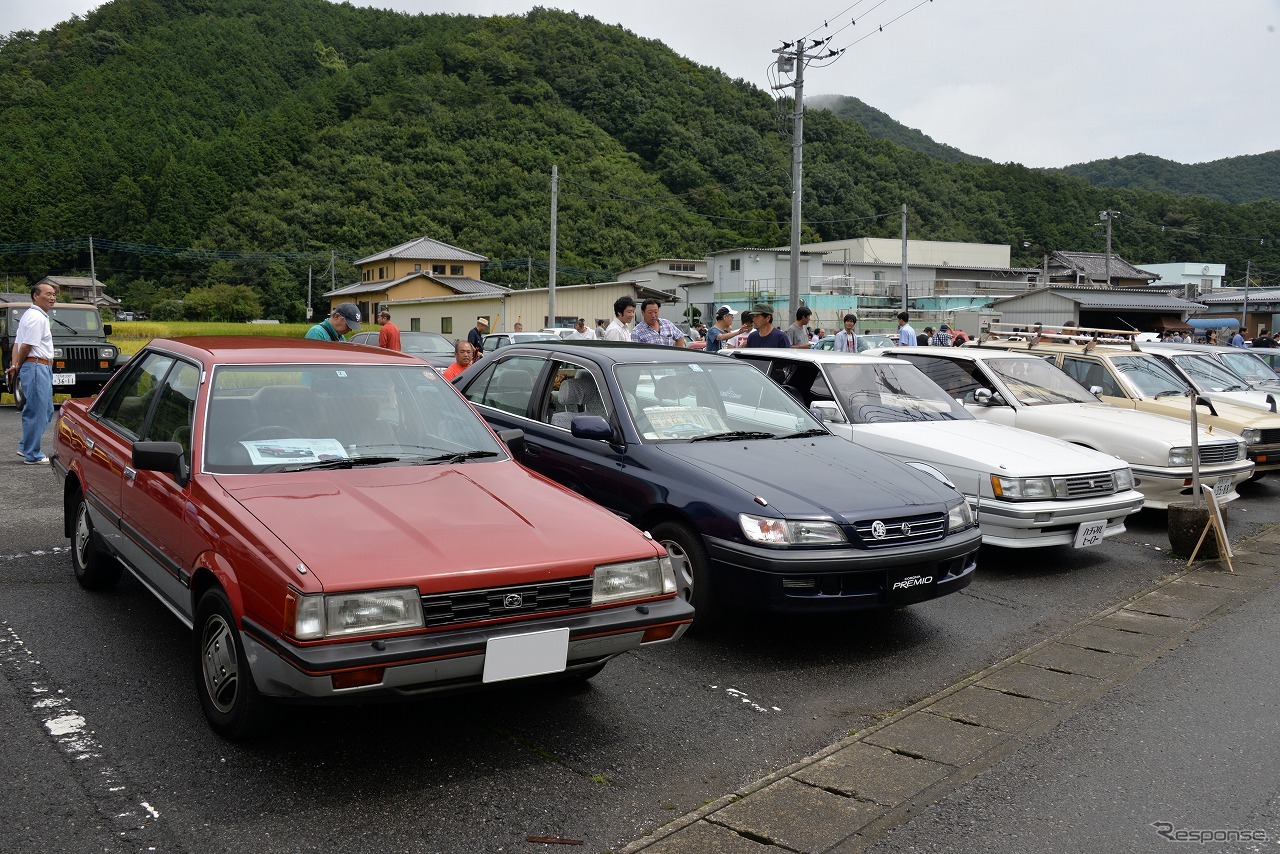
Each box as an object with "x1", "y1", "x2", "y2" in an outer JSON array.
[{"x1": 729, "y1": 349, "x2": 1145, "y2": 550}]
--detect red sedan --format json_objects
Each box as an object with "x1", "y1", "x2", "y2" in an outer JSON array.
[{"x1": 53, "y1": 337, "x2": 691, "y2": 738}]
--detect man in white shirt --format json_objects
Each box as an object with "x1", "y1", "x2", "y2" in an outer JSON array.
[
  {"x1": 7, "y1": 283, "x2": 58, "y2": 464},
  {"x1": 566, "y1": 318, "x2": 596, "y2": 340},
  {"x1": 603, "y1": 296, "x2": 636, "y2": 342}
]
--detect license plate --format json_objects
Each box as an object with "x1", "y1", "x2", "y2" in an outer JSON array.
[
  {"x1": 482, "y1": 627, "x2": 569, "y2": 683},
  {"x1": 1213, "y1": 476, "x2": 1232, "y2": 499},
  {"x1": 1074, "y1": 519, "x2": 1107, "y2": 548},
  {"x1": 51, "y1": 373, "x2": 76, "y2": 386},
  {"x1": 886, "y1": 566, "x2": 938, "y2": 604}
]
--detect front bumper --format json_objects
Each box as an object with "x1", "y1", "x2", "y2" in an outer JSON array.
[
  {"x1": 1130, "y1": 460, "x2": 1255, "y2": 509},
  {"x1": 1246, "y1": 445, "x2": 1280, "y2": 473},
  {"x1": 703, "y1": 527, "x2": 982, "y2": 613},
  {"x1": 241, "y1": 595, "x2": 693, "y2": 699},
  {"x1": 972, "y1": 488, "x2": 1145, "y2": 549}
]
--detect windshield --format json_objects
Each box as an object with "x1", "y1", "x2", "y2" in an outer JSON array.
[
  {"x1": 985, "y1": 358, "x2": 1099, "y2": 405},
  {"x1": 203, "y1": 364, "x2": 504, "y2": 473},
  {"x1": 1170, "y1": 354, "x2": 1252, "y2": 391},
  {"x1": 399, "y1": 333, "x2": 454, "y2": 355},
  {"x1": 616, "y1": 361, "x2": 824, "y2": 441},
  {"x1": 1111, "y1": 355, "x2": 1189, "y2": 397},
  {"x1": 856, "y1": 335, "x2": 896, "y2": 352},
  {"x1": 824, "y1": 362, "x2": 973, "y2": 423},
  {"x1": 1218, "y1": 352, "x2": 1280, "y2": 383},
  {"x1": 8, "y1": 305, "x2": 103, "y2": 334}
]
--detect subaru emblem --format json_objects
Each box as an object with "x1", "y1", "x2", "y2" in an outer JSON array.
[
  {"x1": 502, "y1": 593, "x2": 524, "y2": 609},
  {"x1": 871, "y1": 520, "x2": 887, "y2": 539}
]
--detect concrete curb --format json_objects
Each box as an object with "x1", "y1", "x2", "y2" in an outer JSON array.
[{"x1": 620, "y1": 525, "x2": 1280, "y2": 853}]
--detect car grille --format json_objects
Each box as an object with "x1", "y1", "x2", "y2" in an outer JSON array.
[
  {"x1": 852, "y1": 512, "x2": 946, "y2": 548},
  {"x1": 1054, "y1": 472, "x2": 1117, "y2": 498},
  {"x1": 1198, "y1": 443, "x2": 1240, "y2": 464},
  {"x1": 60, "y1": 346, "x2": 100, "y2": 363},
  {"x1": 420, "y1": 577, "x2": 594, "y2": 627},
  {"x1": 1261, "y1": 429, "x2": 1280, "y2": 446}
]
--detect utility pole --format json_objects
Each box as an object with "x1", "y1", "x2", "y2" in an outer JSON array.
[
  {"x1": 900, "y1": 205, "x2": 909, "y2": 312},
  {"x1": 1099, "y1": 209, "x2": 1118, "y2": 286},
  {"x1": 549, "y1": 165, "x2": 558, "y2": 328},
  {"x1": 773, "y1": 39, "x2": 827, "y2": 317},
  {"x1": 1243, "y1": 259, "x2": 1251, "y2": 340},
  {"x1": 88, "y1": 236, "x2": 97, "y2": 307},
  {"x1": 307, "y1": 266, "x2": 313, "y2": 320}
]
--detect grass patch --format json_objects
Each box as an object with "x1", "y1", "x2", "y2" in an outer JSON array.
[{"x1": 110, "y1": 321, "x2": 314, "y2": 356}]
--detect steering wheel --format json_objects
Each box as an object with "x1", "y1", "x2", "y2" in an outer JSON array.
[{"x1": 238, "y1": 425, "x2": 294, "y2": 441}]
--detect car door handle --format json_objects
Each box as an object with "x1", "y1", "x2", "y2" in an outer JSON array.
[
  {"x1": 124, "y1": 467, "x2": 136, "y2": 481},
  {"x1": 524, "y1": 445, "x2": 542, "y2": 457}
]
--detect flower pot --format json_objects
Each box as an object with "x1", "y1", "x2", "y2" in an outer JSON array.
[{"x1": 1167, "y1": 501, "x2": 1221, "y2": 559}]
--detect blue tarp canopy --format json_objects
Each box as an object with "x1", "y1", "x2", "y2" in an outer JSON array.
[{"x1": 1186, "y1": 317, "x2": 1240, "y2": 329}]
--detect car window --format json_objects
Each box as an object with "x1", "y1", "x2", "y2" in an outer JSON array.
[
  {"x1": 985, "y1": 357, "x2": 1101, "y2": 404},
  {"x1": 462, "y1": 355, "x2": 543, "y2": 416},
  {"x1": 896, "y1": 355, "x2": 988, "y2": 403},
  {"x1": 144, "y1": 361, "x2": 200, "y2": 457},
  {"x1": 824, "y1": 362, "x2": 972, "y2": 422},
  {"x1": 542, "y1": 361, "x2": 608, "y2": 428},
  {"x1": 1169, "y1": 354, "x2": 1250, "y2": 391},
  {"x1": 1219, "y1": 352, "x2": 1278, "y2": 383},
  {"x1": 616, "y1": 360, "x2": 821, "y2": 441},
  {"x1": 1108, "y1": 355, "x2": 1188, "y2": 398},
  {"x1": 203, "y1": 364, "x2": 503, "y2": 472},
  {"x1": 1061, "y1": 357, "x2": 1122, "y2": 396},
  {"x1": 97, "y1": 352, "x2": 176, "y2": 438}
]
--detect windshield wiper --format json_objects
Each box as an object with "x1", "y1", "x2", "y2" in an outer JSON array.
[
  {"x1": 50, "y1": 317, "x2": 79, "y2": 334},
  {"x1": 776, "y1": 428, "x2": 829, "y2": 439},
  {"x1": 688, "y1": 430, "x2": 776, "y2": 442},
  {"x1": 272, "y1": 455, "x2": 400, "y2": 472},
  {"x1": 414, "y1": 450, "x2": 500, "y2": 465},
  {"x1": 1155, "y1": 390, "x2": 1188, "y2": 398}
]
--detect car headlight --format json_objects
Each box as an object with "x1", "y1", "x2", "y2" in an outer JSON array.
[
  {"x1": 98, "y1": 347, "x2": 117, "y2": 360},
  {"x1": 1237, "y1": 440, "x2": 1248, "y2": 460},
  {"x1": 739, "y1": 513, "x2": 847, "y2": 545},
  {"x1": 1240, "y1": 428, "x2": 1262, "y2": 445},
  {"x1": 53, "y1": 347, "x2": 64, "y2": 359},
  {"x1": 592, "y1": 557, "x2": 674, "y2": 605},
  {"x1": 947, "y1": 500, "x2": 975, "y2": 532},
  {"x1": 286, "y1": 587, "x2": 424, "y2": 640},
  {"x1": 990, "y1": 475, "x2": 1053, "y2": 500},
  {"x1": 1168, "y1": 447, "x2": 1193, "y2": 467},
  {"x1": 1113, "y1": 467, "x2": 1135, "y2": 490}
]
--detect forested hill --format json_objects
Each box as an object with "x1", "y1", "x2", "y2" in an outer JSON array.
[
  {"x1": 2, "y1": 0, "x2": 1279, "y2": 320},
  {"x1": 807, "y1": 94, "x2": 989, "y2": 166},
  {"x1": 1057, "y1": 152, "x2": 1280, "y2": 205}
]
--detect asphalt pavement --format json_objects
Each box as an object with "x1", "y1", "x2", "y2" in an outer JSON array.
[{"x1": 623, "y1": 524, "x2": 1280, "y2": 853}]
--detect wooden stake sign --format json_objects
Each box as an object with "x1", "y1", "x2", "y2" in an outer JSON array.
[{"x1": 1186, "y1": 484, "x2": 1233, "y2": 571}]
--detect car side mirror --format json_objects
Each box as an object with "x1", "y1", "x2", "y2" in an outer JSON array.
[
  {"x1": 809, "y1": 401, "x2": 845, "y2": 424},
  {"x1": 103, "y1": 323, "x2": 113, "y2": 336},
  {"x1": 1267, "y1": 393, "x2": 1277, "y2": 414},
  {"x1": 973, "y1": 387, "x2": 996, "y2": 405},
  {"x1": 496, "y1": 428, "x2": 525, "y2": 455},
  {"x1": 133, "y1": 440, "x2": 189, "y2": 486},
  {"x1": 570, "y1": 414, "x2": 613, "y2": 441},
  {"x1": 1089, "y1": 385, "x2": 1104, "y2": 396}
]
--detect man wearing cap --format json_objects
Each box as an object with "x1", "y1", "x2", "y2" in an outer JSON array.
[
  {"x1": 376, "y1": 309, "x2": 401, "y2": 351},
  {"x1": 704, "y1": 306, "x2": 743, "y2": 354},
  {"x1": 631, "y1": 298, "x2": 686, "y2": 347},
  {"x1": 786, "y1": 306, "x2": 813, "y2": 349},
  {"x1": 8, "y1": 283, "x2": 57, "y2": 464},
  {"x1": 604, "y1": 296, "x2": 635, "y2": 342},
  {"x1": 306, "y1": 302, "x2": 361, "y2": 341},
  {"x1": 468, "y1": 317, "x2": 489, "y2": 357},
  {"x1": 929, "y1": 324, "x2": 954, "y2": 347},
  {"x1": 744, "y1": 304, "x2": 790, "y2": 348}
]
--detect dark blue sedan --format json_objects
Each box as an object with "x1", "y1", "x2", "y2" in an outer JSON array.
[{"x1": 454, "y1": 342, "x2": 981, "y2": 624}]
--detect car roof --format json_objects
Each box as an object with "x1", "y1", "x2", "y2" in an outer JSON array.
[
  {"x1": 729, "y1": 347, "x2": 900, "y2": 366},
  {"x1": 142, "y1": 336, "x2": 429, "y2": 365},
  {"x1": 479, "y1": 340, "x2": 731, "y2": 366},
  {"x1": 898, "y1": 346, "x2": 1045, "y2": 362}
]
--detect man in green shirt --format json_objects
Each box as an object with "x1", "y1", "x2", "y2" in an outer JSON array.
[{"x1": 306, "y1": 303, "x2": 362, "y2": 341}]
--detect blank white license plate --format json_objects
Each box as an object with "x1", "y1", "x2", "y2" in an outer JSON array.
[
  {"x1": 1214, "y1": 476, "x2": 1232, "y2": 498},
  {"x1": 1074, "y1": 519, "x2": 1107, "y2": 548},
  {"x1": 482, "y1": 627, "x2": 569, "y2": 683},
  {"x1": 51, "y1": 373, "x2": 76, "y2": 386}
]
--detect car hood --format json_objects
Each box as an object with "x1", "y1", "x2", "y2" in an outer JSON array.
[
  {"x1": 654, "y1": 435, "x2": 958, "y2": 520},
  {"x1": 849, "y1": 419, "x2": 1121, "y2": 476},
  {"x1": 215, "y1": 463, "x2": 658, "y2": 592}
]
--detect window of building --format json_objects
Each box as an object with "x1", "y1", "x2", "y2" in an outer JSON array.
[
  {"x1": 450, "y1": 265, "x2": 464, "y2": 276},
  {"x1": 433, "y1": 264, "x2": 446, "y2": 275},
  {"x1": 730, "y1": 259, "x2": 741, "y2": 272},
  {"x1": 874, "y1": 271, "x2": 884, "y2": 281},
  {"x1": 378, "y1": 266, "x2": 386, "y2": 279},
  {"x1": 668, "y1": 262, "x2": 695, "y2": 272},
  {"x1": 441, "y1": 317, "x2": 452, "y2": 335},
  {"x1": 414, "y1": 263, "x2": 422, "y2": 272},
  {"x1": 410, "y1": 318, "x2": 421, "y2": 332}
]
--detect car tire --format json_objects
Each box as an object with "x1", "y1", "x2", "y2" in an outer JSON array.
[
  {"x1": 649, "y1": 521, "x2": 718, "y2": 628},
  {"x1": 71, "y1": 491, "x2": 122, "y2": 590},
  {"x1": 193, "y1": 587, "x2": 268, "y2": 740},
  {"x1": 12, "y1": 375, "x2": 24, "y2": 409}
]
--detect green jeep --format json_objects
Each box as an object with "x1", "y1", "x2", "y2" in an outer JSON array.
[{"x1": 1, "y1": 296, "x2": 125, "y2": 404}]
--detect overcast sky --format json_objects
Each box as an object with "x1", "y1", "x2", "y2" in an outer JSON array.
[{"x1": 7, "y1": 0, "x2": 1279, "y2": 168}]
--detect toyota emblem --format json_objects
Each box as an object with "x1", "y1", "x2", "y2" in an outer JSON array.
[
  {"x1": 870, "y1": 520, "x2": 887, "y2": 539},
  {"x1": 900, "y1": 522, "x2": 912, "y2": 537},
  {"x1": 502, "y1": 593, "x2": 524, "y2": 609}
]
